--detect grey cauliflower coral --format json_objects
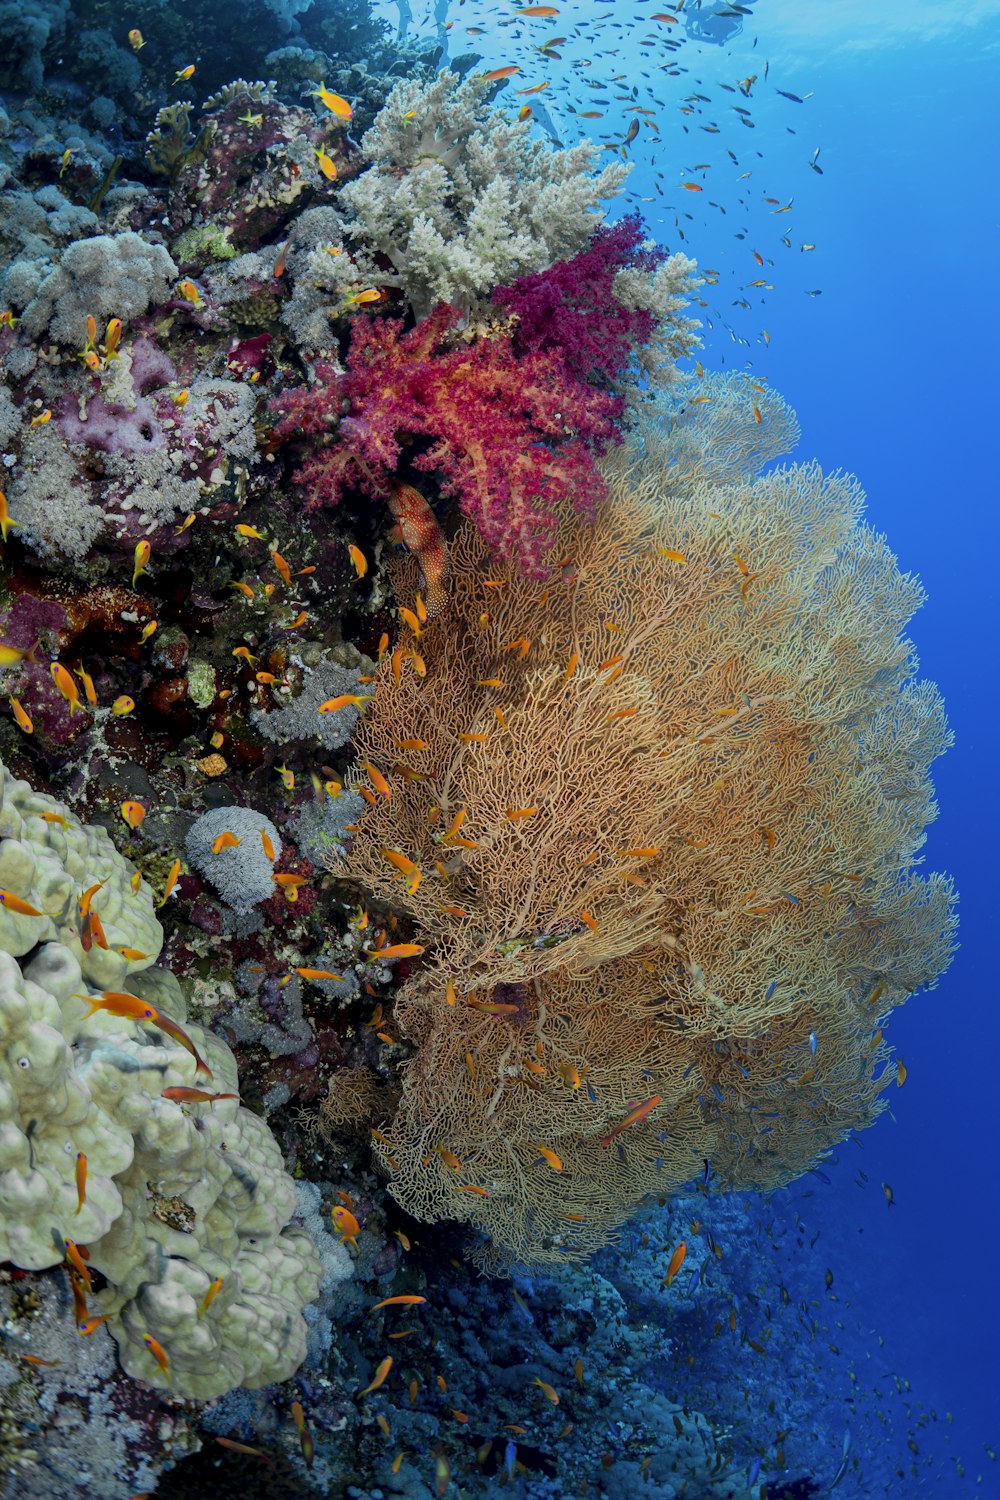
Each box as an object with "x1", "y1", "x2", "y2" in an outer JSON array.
[
  {"x1": 338, "y1": 70, "x2": 631, "y2": 319},
  {"x1": 0, "y1": 759, "x2": 321, "y2": 1400}
]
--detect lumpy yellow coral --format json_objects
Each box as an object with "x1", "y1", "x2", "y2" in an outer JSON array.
[{"x1": 323, "y1": 378, "x2": 955, "y2": 1270}]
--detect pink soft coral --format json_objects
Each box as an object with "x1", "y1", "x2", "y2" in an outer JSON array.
[
  {"x1": 493, "y1": 214, "x2": 665, "y2": 387},
  {"x1": 270, "y1": 305, "x2": 622, "y2": 576}
]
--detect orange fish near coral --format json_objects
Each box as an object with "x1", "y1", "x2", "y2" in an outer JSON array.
[
  {"x1": 366, "y1": 942, "x2": 425, "y2": 962},
  {"x1": 162, "y1": 1087, "x2": 238, "y2": 1105},
  {"x1": 120, "y1": 801, "x2": 146, "y2": 829},
  {"x1": 331, "y1": 1204, "x2": 361, "y2": 1249},
  {"x1": 387, "y1": 479, "x2": 450, "y2": 617},
  {"x1": 665, "y1": 1241, "x2": 687, "y2": 1287},
  {"x1": 600, "y1": 1095, "x2": 662, "y2": 1147},
  {"x1": 50, "y1": 663, "x2": 86, "y2": 715},
  {"x1": 9, "y1": 697, "x2": 32, "y2": 734}
]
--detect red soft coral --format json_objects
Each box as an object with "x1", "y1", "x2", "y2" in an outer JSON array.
[{"x1": 270, "y1": 305, "x2": 622, "y2": 576}]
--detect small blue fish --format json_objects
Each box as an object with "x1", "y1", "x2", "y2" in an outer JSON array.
[
  {"x1": 504, "y1": 1438, "x2": 517, "y2": 1479},
  {"x1": 765, "y1": 980, "x2": 777, "y2": 999},
  {"x1": 748, "y1": 1455, "x2": 763, "y2": 1485},
  {"x1": 809, "y1": 1031, "x2": 818, "y2": 1055}
]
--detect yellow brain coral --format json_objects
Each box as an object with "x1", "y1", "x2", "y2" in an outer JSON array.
[{"x1": 322, "y1": 376, "x2": 956, "y2": 1270}]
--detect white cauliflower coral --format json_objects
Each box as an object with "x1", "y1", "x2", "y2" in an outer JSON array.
[{"x1": 338, "y1": 69, "x2": 631, "y2": 319}]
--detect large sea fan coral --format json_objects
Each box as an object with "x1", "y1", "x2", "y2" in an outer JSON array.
[{"x1": 322, "y1": 376, "x2": 955, "y2": 1270}]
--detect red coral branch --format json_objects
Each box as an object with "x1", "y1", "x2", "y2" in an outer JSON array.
[{"x1": 270, "y1": 304, "x2": 623, "y2": 576}]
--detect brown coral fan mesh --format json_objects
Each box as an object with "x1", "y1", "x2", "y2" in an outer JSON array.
[{"x1": 323, "y1": 384, "x2": 955, "y2": 1269}]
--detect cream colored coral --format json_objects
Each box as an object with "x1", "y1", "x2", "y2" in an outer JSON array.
[{"x1": 0, "y1": 760, "x2": 321, "y2": 1399}]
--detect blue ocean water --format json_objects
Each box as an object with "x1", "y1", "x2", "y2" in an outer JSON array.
[{"x1": 0, "y1": 0, "x2": 996, "y2": 1496}]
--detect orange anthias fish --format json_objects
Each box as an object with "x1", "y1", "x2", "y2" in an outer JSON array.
[
  {"x1": 291, "y1": 1400, "x2": 315, "y2": 1469},
  {"x1": 215, "y1": 1437, "x2": 275, "y2": 1465},
  {"x1": 79, "y1": 990, "x2": 213, "y2": 1078},
  {"x1": 143, "y1": 1332, "x2": 170, "y2": 1374},
  {"x1": 318, "y1": 693, "x2": 371, "y2": 714},
  {"x1": 331, "y1": 1204, "x2": 361, "y2": 1250},
  {"x1": 482, "y1": 65, "x2": 521, "y2": 81},
  {"x1": 153, "y1": 1010, "x2": 213, "y2": 1079},
  {"x1": 665, "y1": 1240, "x2": 687, "y2": 1287},
  {"x1": 159, "y1": 857, "x2": 181, "y2": 907},
  {"x1": 370, "y1": 1295, "x2": 427, "y2": 1311},
  {"x1": 366, "y1": 942, "x2": 425, "y2": 962},
  {"x1": 73, "y1": 1151, "x2": 87, "y2": 1213},
  {"x1": 358, "y1": 1355, "x2": 392, "y2": 1397},
  {"x1": 120, "y1": 800, "x2": 146, "y2": 829},
  {"x1": 387, "y1": 479, "x2": 450, "y2": 617},
  {"x1": 50, "y1": 662, "x2": 86, "y2": 715},
  {"x1": 310, "y1": 83, "x2": 353, "y2": 120},
  {"x1": 600, "y1": 1094, "x2": 662, "y2": 1148},
  {"x1": 198, "y1": 1275, "x2": 223, "y2": 1317},
  {"x1": 132, "y1": 538, "x2": 151, "y2": 587},
  {"x1": 0, "y1": 888, "x2": 44, "y2": 917},
  {"x1": 9, "y1": 697, "x2": 32, "y2": 734}
]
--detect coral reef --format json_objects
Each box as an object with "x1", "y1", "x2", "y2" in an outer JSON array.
[
  {"x1": 337, "y1": 70, "x2": 630, "y2": 319},
  {"x1": 0, "y1": 759, "x2": 320, "y2": 1400},
  {"x1": 271, "y1": 302, "x2": 623, "y2": 575},
  {"x1": 324, "y1": 380, "x2": 955, "y2": 1269},
  {"x1": 0, "y1": 7, "x2": 958, "y2": 1489},
  {"x1": 185, "y1": 804, "x2": 283, "y2": 914}
]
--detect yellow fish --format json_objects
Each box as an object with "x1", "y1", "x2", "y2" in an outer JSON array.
[
  {"x1": 30, "y1": 409, "x2": 52, "y2": 426},
  {"x1": 314, "y1": 146, "x2": 338, "y2": 181},
  {"x1": 111, "y1": 695, "x2": 134, "y2": 716},
  {"x1": 0, "y1": 491, "x2": 20, "y2": 544},
  {"x1": 127, "y1": 28, "x2": 144, "y2": 49},
  {"x1": 349, "y1": 543, "x2": 368, "y2": 577},
  {"x1": 211, "y1": 832, "x2": 240, "y2": 853},
  {"x1": 132, "y1": 539, "x2": 151, "y2": 588},
  {"x1": 177, "y1": 278, "x2": 202, "y2": 305},
  {"x1": 310, "y1": 84, "x2": 353, "y2": 120},
  {"x1": 173, "y1": 65, "x2": 195, "y2": 83},
  {"x1": 103, "y1": 318, "x2": 123, "y2": 361}
]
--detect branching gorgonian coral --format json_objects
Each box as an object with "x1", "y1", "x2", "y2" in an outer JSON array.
[{"x1": 320, "y1": 377, "x2": 955, "y2": 1270}]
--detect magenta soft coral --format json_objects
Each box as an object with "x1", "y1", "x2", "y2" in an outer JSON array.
[
  {"x1": 270, "y1": 304, "x2": 623, "y2": 575},
  {"x1": 493, "y1": 214, "x2": 665, "y2": 387}
]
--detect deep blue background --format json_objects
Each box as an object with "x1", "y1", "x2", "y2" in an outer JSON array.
[{"x1": 639, "y1": 9, "x2": 1000, "y2": 1476}]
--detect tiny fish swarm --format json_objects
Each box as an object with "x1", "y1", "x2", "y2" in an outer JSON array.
[{"x1": 323, "y1": 379, "x2": 956, "y2": 1270}]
